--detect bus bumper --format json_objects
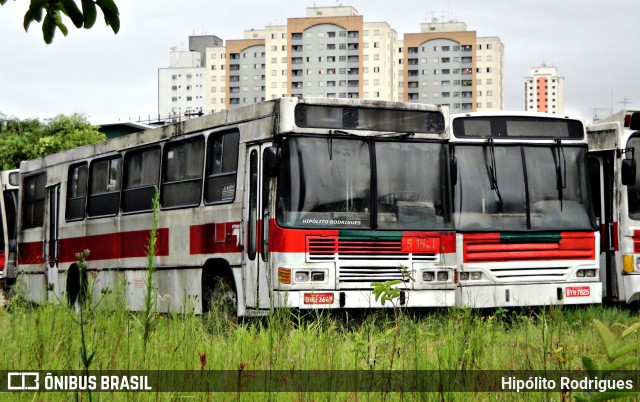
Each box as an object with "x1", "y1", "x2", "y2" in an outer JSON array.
[
  {"x1": 273, "y1": 289, "x2": 456, "y2": 309},
  {"x1": 623, "y1": 273, "x2": 640, "y2": 303},
  {"x1": 456, "y1": 282, "x2": 603, "y2": 308}
]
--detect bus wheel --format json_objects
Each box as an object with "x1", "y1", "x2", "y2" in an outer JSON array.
[{"x1": 203, "y1": 275, "x2": 237, "y2": 322}]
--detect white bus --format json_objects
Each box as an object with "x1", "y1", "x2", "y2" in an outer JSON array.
[
  {"x1": 16, "y1": 98, "x2": 455, "y2": 316},
  {"x1": 587, "y1": 110, "x2": 640, "y2": 303},
  {"x1": 0, "y1": 169, "x2": 19, "y2": 290},
  {"x1": 450, "y1": 112, "x2": 601, "y2": 308}
]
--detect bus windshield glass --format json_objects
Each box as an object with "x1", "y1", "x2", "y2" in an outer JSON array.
[
  {"x1": 277, "y1": 136, "x2": 451, "y2": 230},
  {"x1": 452, "y1": 144, "x2": 596, "y2": 231}
]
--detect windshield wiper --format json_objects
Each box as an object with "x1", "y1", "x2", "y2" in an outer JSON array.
[
  {"x1": 484, "y1": 139, "x2": 503, "y2": 209},
  {"x1": 371, "y1": 132, "x2": 415, "y2": 138},
  {"x1": 552, "y1": 139, "x2": 567, "y2": 210}
]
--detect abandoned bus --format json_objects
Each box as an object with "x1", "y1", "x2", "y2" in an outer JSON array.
[
  {"x1": 450, "y1": 112, "x2": 601, "y2": 307},
  {"x1": 16, "y1": 98, "x2": 454, "y2": 316},
  {"x1": 0, "y1": 169, "x2": 19, "y2": 290},
  {"x1": 587, "y1": 110, "x2": 640, "y2": 303}
]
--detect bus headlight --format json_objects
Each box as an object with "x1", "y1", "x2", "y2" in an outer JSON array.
[
  {"x1": 459, "y1": 272, "x2": 483, "y2": 281},
  {"x1": 437, "y1": 271, "x2": 449, "y2": 281},
  {"x1": 295, "y1": 271, "x2": 310, "y2": 282},
  {"x1": 423, "y1": 271, "x2": 435, "y2": 282}
]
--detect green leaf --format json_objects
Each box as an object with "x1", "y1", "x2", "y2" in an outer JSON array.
[
  {"x1": 622, "y1": 322, "x2": 640, "y2": 338},
  {"x1": 42, "y1": 13, "x2": 56, "y2": 44},
  {"x1": 96, "y1": 0, "x2": 119, "y2": 33},
  {"x1": 23, "y1": 0, "x2": 47, "y2": 31},
  {"x1": 60, "y1": 0, "x2": 84, "y2": 28},
  {"x1": 593, "y1": 319, "x2": 619, "y2": 360},
  {"x1": 51, "y1": 9, "x2": 69, "y2": 37},
  {"x1": 81, "y1": 0, "x2": 97, "y2": 28}
]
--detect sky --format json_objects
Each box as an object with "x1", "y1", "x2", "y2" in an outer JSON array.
[{"x1": 1, "y1": 0, "x2": 638, "y2": 124}]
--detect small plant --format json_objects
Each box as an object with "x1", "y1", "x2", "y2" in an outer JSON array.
[
  {"x1": 141, "y1": 186, "x2": 160, "y2": 354},
  {"x1": 573, "y1": 319, "x2": 640, "y2": 401},
  {"x1": 74, "y1": 249, "x2": 95, "y2": 402}
]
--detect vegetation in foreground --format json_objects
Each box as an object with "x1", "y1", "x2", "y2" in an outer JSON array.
[{"x1": 0, "y1": 289, "x2": 639, "y2": 401}]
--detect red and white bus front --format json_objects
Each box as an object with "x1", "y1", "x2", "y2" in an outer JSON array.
[
  {"x1": 451, "y1": 113, "x2": 601, "y2": 307},
  {"x1": 269, "y1": 134, "x2": 456, "y2": 309}
]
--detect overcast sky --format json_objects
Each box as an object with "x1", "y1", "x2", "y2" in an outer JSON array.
[{"x1": 1, "y1": 0, "x2": 638, "y2": 124}]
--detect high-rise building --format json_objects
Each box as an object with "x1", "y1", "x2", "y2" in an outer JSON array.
[
  {"x1": 402, "y1": 20, "x2": 504, "y2": 113},
  {"x1": 169, "y1": 7, "x2": 504, "y2": 116},
  {"x1": 158, "y1": 35, "x2": 223, "y2": 121},
  {"x1": 524, "y1": 65, "x2": 564, "y2": 114}
]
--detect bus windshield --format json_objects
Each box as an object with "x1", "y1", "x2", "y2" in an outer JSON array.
[
  {"x1": 276, "y1": 136, "x2": 451, "y2": 230},
  {"x1": 452, "y1": 144, "x2": 596, "y2": 231}
]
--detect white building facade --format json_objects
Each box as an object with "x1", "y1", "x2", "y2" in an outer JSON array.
[{"x1": 524, "y1": 65, "x2": 565, "y2": 114}]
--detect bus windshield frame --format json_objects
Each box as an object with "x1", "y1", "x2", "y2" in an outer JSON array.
[
  {"x1": 451, "y1": 142, "x2": 596, "y2": 232},
  {"x1": 276, "y1": 134, "x2": 452, "y2": 231}
]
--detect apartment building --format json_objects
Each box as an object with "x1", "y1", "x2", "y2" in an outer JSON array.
[
  {"x1": 402, "y1": 20, "x2": 504, "y2": 114},
  {"x1": 524, "y1": 65, "x2": 565, "y2": 114},
  {"x1": 158, "y1": 35, "x2": 223, "y2": 120},
  {"x1": 172, "y1": 7, "x2": 504, "y2": 116}
]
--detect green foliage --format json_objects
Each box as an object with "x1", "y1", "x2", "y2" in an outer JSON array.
[
  {"x1": 0, "y1": 0, "x2": 120, "y2": 44},
  {"x1": 0, "y1": 112, "x2": 105, "y2": 169},
  {"x1": 371, "y1": 279, "x2": 403, "y2": 307},
  {"x1": 141, "y1": 186, "x2": 160, "y2": 354},
  {"x1": 574, "y1": 319, "x2": 640, "y2": 402}
]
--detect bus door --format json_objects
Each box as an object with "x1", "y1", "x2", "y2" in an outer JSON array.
[
  {"x1": 44, "y1": 184, "x2": 61, "y2": 300},
  {"x1": 588, "y1": 152, "x2": 618, "y2": 299},
  {"x1": 243, "y1": 144, "x2": 272, "y2": 310}
]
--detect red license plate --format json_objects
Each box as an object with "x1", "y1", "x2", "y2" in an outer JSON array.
[
  {"x1": 402, "y1": 237, "x2": 439, "y2": 253},
  {"x1": 565, "y1": 286, "x2": 590, "y2": 297},
  {"x1": 303, "y1": 293, "x2": 334, "y2": 305}
]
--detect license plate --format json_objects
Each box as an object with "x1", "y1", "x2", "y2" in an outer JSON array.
[
  {"x1": 401, "y1": 237, "x2": 439, "y2": 253},
  {"x1": 303, "y1": 293, "x2": 334, "y2": 305},
  {"x1": 565, "y1": 286, "x2": 590, "y2": 297}
]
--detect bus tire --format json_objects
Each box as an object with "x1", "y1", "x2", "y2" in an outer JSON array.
[{"x1": 203, "y1": 275, "x2": 237, "y2": 321}]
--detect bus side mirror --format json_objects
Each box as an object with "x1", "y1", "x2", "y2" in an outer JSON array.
[
  {"x1": 264, "y1": 146, "x2": 280, "y2": 177},
  {"x1": 622, "y1": 159, "x2": 636, "y2": 186},
  {"x1": 8, "y1": 172, "x2": 18, "y2": 187}
]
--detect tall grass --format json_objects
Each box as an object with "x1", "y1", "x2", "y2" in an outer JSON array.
[{"x1": 0, "y1": 296, "x2": 638, "y2": 400}]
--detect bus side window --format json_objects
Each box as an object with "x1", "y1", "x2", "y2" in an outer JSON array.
[
  {"x1": 161, "y1": 136, "x2": 204, "y2": 209},
  {"x1": 87, "y1": 156, "x2": 122, "y2": 218},
  {"x1": 22, "y1": 172, "x2": 47, "y2": 228},
  {"x1": 66, "y1": 162, "x2": 88, "y2": 221},
  {"x1": 204, "y1": 130, "x2": 240, "y2": 204},
  {"x1": 123, "y1": 146, "x2": 161, "y2": 213}
]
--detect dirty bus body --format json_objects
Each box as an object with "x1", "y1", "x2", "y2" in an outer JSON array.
[
  {"x1": 16, "y1": 98, "x2": 454, "y2": 316},
  {"x1": 0, "y1": 170, "x2": 19, "y2": 290},
  {"x1": 587, "y1": 110, "x2": 640, "y2": 303},
  {"x1": 450, "y1": 112, "x2": 601, "y2": 307}
]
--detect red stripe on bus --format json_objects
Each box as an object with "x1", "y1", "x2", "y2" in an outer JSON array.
[
  {"x1": 19, "y1": 228, "x2": 170, "y2": 265},
  {"x1": 270, "y1": 224, "x2": 455, "y2": 254},
  {"x1": 190, "y1": 222, "x2": 242, "y2": 255},
  {"x1": 463, "y1": 232, "x2": 595, "y2": 263}
]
